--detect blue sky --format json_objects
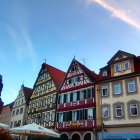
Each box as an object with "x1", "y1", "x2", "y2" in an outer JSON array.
[{"x1": 1, "y1": 0, "x2": 140, "y2": 105}]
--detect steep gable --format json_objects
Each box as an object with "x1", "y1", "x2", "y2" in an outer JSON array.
[
  {"x1": 59, "y1": 59, "x2": 97, "y2": 93},
  {"x1": 107, "y1": 50, "x2": 135, "y2": 64}
]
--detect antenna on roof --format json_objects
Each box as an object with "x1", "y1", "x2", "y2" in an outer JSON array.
[
  {"x1": 73, "y1": 55, "x2": 75, "y2": 60},
  {"x1": 22, "y1": 81, "x2": 24, "y2": 87},
  {"x1": 44, "y1": 59, "x2": 46, "y2": 64},
  {"x1": 83, "y1": 58, "x2": 86, "y2": 66}
]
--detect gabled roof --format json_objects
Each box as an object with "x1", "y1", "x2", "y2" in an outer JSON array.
[
  {"x1": 23, "y1": 86, "x2": 33, "y2": 102},
  {"x1": 3, "y1": 101, "x2": 14, "y2": 110},
  {"x1": 44, "y1": 63, "x2": 66, "y2": 89},
  {"x1": 75, "y1": 60, "x2": 98, "y2": 82},
  {"x1": 58, "y1": 59, "x2": 97, "y2": 92},
  {"x1": 107, "y1": 50, "x2": 135, "y2": 64}
]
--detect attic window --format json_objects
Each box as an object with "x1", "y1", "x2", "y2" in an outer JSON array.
[
  {"x1": 71, "y1": 66, "x2": 78, "y2": 72},
  {"x1": 102, "y1": 71, "x2": 107, "y2": 76}
]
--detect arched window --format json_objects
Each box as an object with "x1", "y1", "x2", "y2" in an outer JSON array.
[
  {"x1": 72, "y1": 134, "x2": 80, "y2": 140},
  {"x1": 84, "y1": 133, "x2": 91, "y2": 140},
  {"x1": 61, "y1": 134, "x2": 69, "y2": 140}
]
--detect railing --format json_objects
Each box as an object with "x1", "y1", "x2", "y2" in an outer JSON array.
[{"x1": 58, "y1": 98, "x2": 95, "y2": 111}]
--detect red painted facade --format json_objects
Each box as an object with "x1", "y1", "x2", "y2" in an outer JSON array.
[{"x1": 56, "y1": 59, "x2": 97, "y2": 131}]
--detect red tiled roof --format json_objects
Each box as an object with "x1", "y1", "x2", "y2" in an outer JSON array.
[
  {"x1": 76, "y1": 60, "x2": 98, "y2": 82},
  {"x1": 23, "y1": 86, "x2": 33, "y2": 102},
  {"x1": 45, "y1": 64, "x2": 66, "y2": 89}
]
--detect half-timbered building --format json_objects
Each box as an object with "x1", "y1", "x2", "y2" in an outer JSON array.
[
  {"x1": 28, "y1": 63, "x2": 65, "y2": 130},
  {"x1": 56, "y1": 59, "x2": 97, "y2": 140}
]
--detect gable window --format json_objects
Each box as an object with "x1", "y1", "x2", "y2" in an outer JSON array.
[
  {"x1": 71, "y1": 66, "x2": 78, "y2": 72},
  {"x1": 114, "y1": 83, "x2": 121, "y2": 95},
  {"x1": 123, "y1": 62, "x2": 130, "y2": 70},
  {"x1": 127, "y1": 80, "x2": 136, "y2": 93},
  {"x1": 114, "y1": 64, "x2": 121, "y2": 72},
  {"x1": 102, "y1": 71, "x2": 107, "y2": 76},
  {"x1": 80, "y1": 90, "x2": 84, "y2": 100},
  {"x1": 101, "y1": 85, "x2": 108, "y2": 96},
  {"x1": 102, "y1": 107, "x2": 109, "y2": 118},
  {"x1": 130, "y1": 104, "x2": 138, "y2": 116},
  {"x1": 115, "y1": 105, "x2": 123, "y2": 117}
]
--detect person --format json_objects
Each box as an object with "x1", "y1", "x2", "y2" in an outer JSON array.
[{"x1": 0, "y1": 75, "x2": 3, "y2": 97}]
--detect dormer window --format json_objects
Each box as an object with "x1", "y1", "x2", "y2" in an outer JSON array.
[
  {"x1": 102, "y1": 71, "x2": 107, "y2": 76},
  {"x1": 114, "y1": 64, "x2": 121, "y2": 72},
  {"x1": 123, "y1": 62, "x2": 130, "y2": 70}
]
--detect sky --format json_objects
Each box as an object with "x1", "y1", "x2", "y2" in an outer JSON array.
[{"x1": 1, "y1": 0, "x2": 140, "y2": 105}]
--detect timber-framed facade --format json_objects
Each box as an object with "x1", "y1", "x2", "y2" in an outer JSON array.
[
  {"x1": 56, "y1": 59, "x2": 97, "y2": 140},
  {"x1": 28, "y1": 63, "x2": 65, "y2": 129}
]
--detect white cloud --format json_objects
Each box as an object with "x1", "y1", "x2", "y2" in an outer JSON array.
[
  {"x1": 87, "y1": 0, "x2": 140, "y2": 30},
  {"x1": 6, "y1": 1, "x2": 37, "y2": 65}
]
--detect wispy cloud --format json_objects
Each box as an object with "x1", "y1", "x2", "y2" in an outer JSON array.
[
  {"x1": 87, "y1": 0, "x2": 140, "y2": 30},
  {"x1": 6, "y1": 1, "x2": 37, "y2": 65}
]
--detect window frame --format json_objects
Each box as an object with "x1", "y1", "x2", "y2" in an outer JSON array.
[
  {"x1": 101, "y1": 85, "x2": 109, "y2": 96},
  {"x1": 123, "y1": 62, "x2": 130, "y2": 70},
  {"x1": 114, "y1": 83, "x2": 121, "y2": 95},
  {"x1": 115, "y1": 105, "x2": 123, "y2": 117},
  {"x1": 127, "y1": 80, "x2": 136, "y2": 93},
  {"x1": 102, "y1": 106, "x2": 109, "y2": 118},
  {"x1": 114, "y1": 64, "x2": 121, "y2": 72},
  {"x1": 130, "y1": 104, "x2": 138, "y2": 116}
]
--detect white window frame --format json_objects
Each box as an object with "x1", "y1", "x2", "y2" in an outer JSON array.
[
  {"x1": 88, "y1": 108, "x2": 93, "y2": 120},
  {"x1": 130, "y1": 104, "x2": 138, "y2": 116},
  {"x1": 114, "y1": 83, "x2": 121, "y2": 95},
  {"x1": 115, "y1": 105, "x2": 123, "y2": 117},
  {"x1": 128, "y1": 80, "x2": 136, "y2": 93},
  {"x1": 123, "y1": 62, "x2": 130, "y2": 70},
  {"x1": 101, "y1": 85, "x2": 108, "y2": 96},
  {"x1": 114, "y1": 64, "x2": 121, "y2": 72},
  {"x1": 102, "y1": 107, "x2": 109, "y2": 118}
]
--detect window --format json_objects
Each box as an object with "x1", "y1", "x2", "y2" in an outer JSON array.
[
  {"x1": 114, "y1": 64, "x2": 121, "y2": 72},
  {"x1": 52, "y1": 111, "x2": 55, "y2": 121},
  {"x1": 59, "y1": 113, "x2": 63, "y2": 122},
  {"x1": 52, "y1": 94, "x2": 56, "y2": 103},
  {"x1": 101, "y1": 85, "x2": 108, "y2": 96},
  {"x1": 128, "y1": 80, "x2": 136, "y2": 92},
  {"x1": 73, "y1": 92, "x2": 77, "y2": 102},
  {"x1": 48, "y1": 96, "x2": 51, "y2": 105},
  {"x1": 102, "y1": 71, "x2": 107, "y2": 76},
  {"x1": 102, "y1": 107, "x2": 109, "y2": 118},
  {"x1": 12, "y1": 111, "x2": 15, "y2": 116},
  {"x1": 69, "y1": 77, "x2": 80, "y2": 84},
  {"x1": 71, "y1": 66, "x2": 78, "y2": 72},
  {"x1": 66, "y1": 93, "x2": 70, "y2": 103},
  {"x1": 130, "y1": 104, "x2": 138, "y2": 116},
  {"x1": 48, "y1": 81, "x2": 52, "y2": 89},
  {"x1": 72, "y1": 111, "x2": 77, "y2": 121},
  {"x1": 16, "y1": 109, "x2": 19, "y2": 115},
  {"x1": 80, "y1": 90, "x2": 84, "y2": 100},
  {"x1": 115, "y1": 105, "x2": 123, "y2": 117},
  {"x1": 87, "y1": 88, "x2": 93, "y2": 98},
  {"x1": 60, "y1": 94, "x2": 64, "y2": 104},
  {"x1": 20, "y1": 108, "x2": 23, "y2": 114},
  {"x1": 124, "y1": 62, "x2": 130, "y2": 70},
  {"x1": 87, "y1": 108, "x2": 93, "y2": 119},
  {"x1": 10, "y1": 122, "x2": 13, "y2": 128},
  {"x1": 114, "y1": 83, "x2": 121, "y2": 95},
  {"x1": 46, "y1": 112, "x2": 50, "y2": 122}
]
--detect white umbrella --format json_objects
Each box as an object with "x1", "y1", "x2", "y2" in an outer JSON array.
[
  {"x1": 9, "y1": 123, "x2": 60, "y2": 138},
  {"x1": 0, "y1": 122, "x2": 9, "y2": 129}
]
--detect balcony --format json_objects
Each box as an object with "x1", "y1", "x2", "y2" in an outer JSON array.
[
  {"x1": 57, "y1": 98, "x2": 95, "y2": 111},
  {"x1": 57, "y1": 120, "x2": 95, "y2": 131}
]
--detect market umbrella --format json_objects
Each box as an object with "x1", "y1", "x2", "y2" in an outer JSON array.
[
  {"x1": 0, "y1": 123, "x2": 9, "y2": 129},
  {"x1": 9, "y1": 123, "x2": 60, "y2": 138}
]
